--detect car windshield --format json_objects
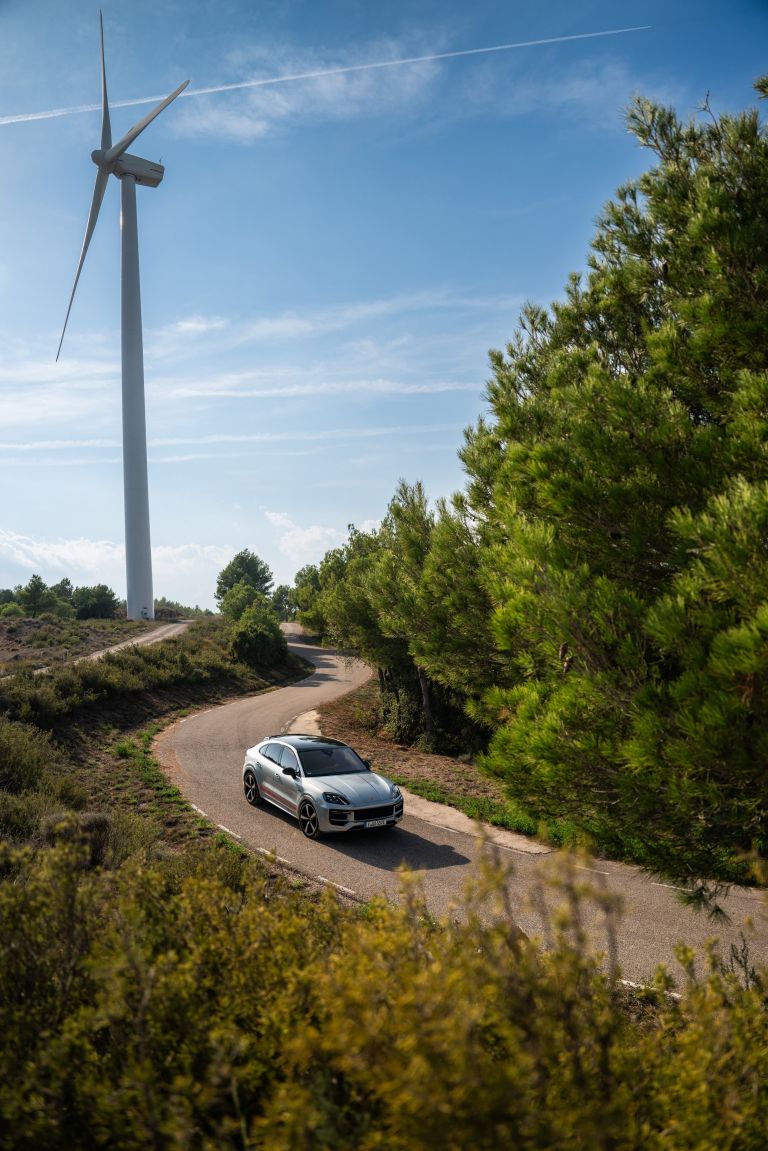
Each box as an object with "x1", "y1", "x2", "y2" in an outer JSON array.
[{"x1": 297, "y1": 745, "x2": 368, "y2": 777}]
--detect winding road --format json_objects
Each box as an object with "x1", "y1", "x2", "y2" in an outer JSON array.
[{"x1": 155, "y1": 630, "x2": 768, "y2": 984}]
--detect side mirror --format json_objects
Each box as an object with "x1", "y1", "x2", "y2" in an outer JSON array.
[
  {"x1": 282, "y1": 767, "x2": 297, "y2": 779},
  {"x1": 362, "y1": 758, "x2": 371, "y2": 768}
]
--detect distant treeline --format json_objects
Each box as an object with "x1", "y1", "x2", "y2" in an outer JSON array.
[
  {"x1": 294, "y1": 82, "x2": 768, "y2": 893},
  {"x1": 0, "y1": 575, "x2": 212, "y2": 620}
]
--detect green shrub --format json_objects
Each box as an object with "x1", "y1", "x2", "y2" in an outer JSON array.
[
  {"x1": 0, "y1": 790, "x2": 63, "y2": 841},
  {"x1": 0, "y1": 847, "x2": 766, "y2": 1149},
  {"x1": 43, "y1": 773, "x2": 88, "y2": 811},
  {"x1": 0, "y1": 717, "x2": 60, "y2": 793},
  {"x1": 231, "y1": 602, "x2": 287, "y2": 668}
]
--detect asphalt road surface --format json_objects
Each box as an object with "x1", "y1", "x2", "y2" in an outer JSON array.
[{"x1": 156, "y1": 632, "x2": 768, "y2": 984}]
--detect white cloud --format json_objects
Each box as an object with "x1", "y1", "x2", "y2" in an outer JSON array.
[
  {"x1": 0, "y1": 289, "x2": 512, "y2": 445},
  {"x1": 0, "y1": 357, "x2": 118, "y2": 385},
  {"x1": 167, "y1": 316, "x2": 229, "y2": 337},
  {"x1": 0, "y1": 392, "x2": 112, "y2": 431},
  {"x1": 264, "y1": 510, "x2": 345, "y2": 568},
  {"x1": 169, "y1": 375, "x2": 479, "y2": 399},
  {"x1": 0, "y1": 530, "x2": 232, "y2": 606},
  {"x1": 167, "y1": 31, "x2": 661, "y2": 145},
  {"x1": 0, "y1": 25, "x2": 652, "y2": 132},
  {"x1": 0, "y1": 346, "x2": 119, "y2": 432},
  {"x1": 0, "y1": 530, "x2": 124, "y2": 575},
  {"x1": 0, "y1": 438, "x2": 120, "y2": 452},
  {"x1": 152, "y1": 542, "x2": 233, "y2": 574},
  {"x1": 172, "y1": 37, "x2": 441, "y2": 143},
  {"x1": 146, "y1": 291, "x2": 478, "y2": 360},
  {"x1": 0, "y1": 456, "x2": 122, "y2": 467},
  {"x1": 138, "y1": 289, "x2": 516, "y2": 409},
  {"x1": 0, "y1": 423, "x2": 460, "y2": 457},
  {"x1": 0, "y1": 287, "x2": 504, "y2": 471},
  {"x1": 463, "y1": 58, "x2": 680, "y2": 129}
]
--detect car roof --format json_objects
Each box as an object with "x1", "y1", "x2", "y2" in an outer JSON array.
[{"x1": 262, "y1": 734, "x2": 348, "y2": 751}]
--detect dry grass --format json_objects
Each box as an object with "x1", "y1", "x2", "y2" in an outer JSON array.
[{"x1": 0, "y1": 617, "x2": 155, "y2": 673}]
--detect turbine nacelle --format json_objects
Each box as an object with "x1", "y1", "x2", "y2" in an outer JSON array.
[{"x1": 90, "y1": 148, "x2": 165, "y2": 188}]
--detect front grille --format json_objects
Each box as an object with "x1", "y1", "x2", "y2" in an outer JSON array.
[{"x1": 351, "y1": 804, "x2": 395, "y2": 822}]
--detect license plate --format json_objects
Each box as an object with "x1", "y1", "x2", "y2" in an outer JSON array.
[{"x1": 365, "y1": 818, "x2": 388, "y2": 828}]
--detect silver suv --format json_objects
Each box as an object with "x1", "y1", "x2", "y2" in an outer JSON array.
[{"x1": 243, "y1": 734, "x2": 404, "y2": 838}]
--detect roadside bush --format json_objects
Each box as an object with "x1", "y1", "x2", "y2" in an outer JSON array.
[
  {"x1": 0, "y1": 847, "x2": 766, "y2": 1149},
  {"x1": 42, "y1": 811, "x2": 116, "y2": 870},
  {"x1": 43, "y1": 772, "x2": 88, "y2": 811},
  {"x1": 0, "y1": 716, "x2": 60, "y2": 793},
  {"x1": 0, "y1": 790, "x2": 64, "y2": 842},
  {"x1": 1, "y1": 673, "x2": 69, "y2": 728},
  {"x1": 231, "y1": 602, "x2": 287, "y2": 668}
]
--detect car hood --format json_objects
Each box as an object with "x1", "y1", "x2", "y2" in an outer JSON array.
[{"x1": 306, "y1": 772, "x2": 396, "y2": 806}]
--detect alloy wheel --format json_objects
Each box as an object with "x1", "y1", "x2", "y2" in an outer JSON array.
[
  {"x1": 243, "y1": 768, "x2": 260, "y2": 806},
  {"x1": 299, "y1": 800, "x2": 320, "y2": 838}
]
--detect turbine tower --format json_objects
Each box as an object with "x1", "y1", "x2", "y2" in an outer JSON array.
[{"x1": 57, "y1": 14, "x2": 188, "y2": 620}]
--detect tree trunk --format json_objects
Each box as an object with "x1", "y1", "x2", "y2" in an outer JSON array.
[{"x1": 416, "y1": 665, "x2": 434, "y2": 736}]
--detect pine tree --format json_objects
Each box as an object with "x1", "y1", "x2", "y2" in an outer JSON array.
[{"x1": 473, "y1": 81, "x2": 768, "y2": 883}]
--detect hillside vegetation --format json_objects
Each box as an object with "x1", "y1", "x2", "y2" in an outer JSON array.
[
  {"x1": 0, "y1": 612, "x2": 766, "y2": 1148},
  {"x1": 296, "y1": 82, "x2": 768, "y2": 896},
  {"x1": 0, "y1": 617, "x2": 156, "y2": 674}
]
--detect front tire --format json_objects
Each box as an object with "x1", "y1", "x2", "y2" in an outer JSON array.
[
  {"x1": 299, "y1": 800, "x2": 320, "y2": 839},
  {"x1": 243, "y1": 768, "x2": 261, "y2": 807}
]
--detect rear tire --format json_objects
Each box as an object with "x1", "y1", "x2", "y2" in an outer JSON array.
[{"x1": 243, "y1": 768, "x2": 261, "y2": 806}]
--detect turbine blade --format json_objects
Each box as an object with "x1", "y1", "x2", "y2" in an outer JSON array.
[
  {"x1": 99, "y1": 11, "x2": 112, "y2": 151},
  {"x1": 103, "y1": 78, "x2": 189, "y2": 164},
  {"x1": 56, "y1": 168, "x2": 110, "y2": 362}
]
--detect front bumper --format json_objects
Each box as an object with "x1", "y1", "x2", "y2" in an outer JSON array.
[{"x1": 317, "y1": 796, "x2": 404, "y2": 833}]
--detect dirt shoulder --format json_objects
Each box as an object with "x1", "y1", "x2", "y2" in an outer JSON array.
[{"x1": 313, "y1": 678, "x2": 542, "y2": 840}]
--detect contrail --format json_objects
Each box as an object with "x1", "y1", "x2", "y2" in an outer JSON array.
[{"x1": 0, "y1": 25, "x2": 650, "y2": 127}]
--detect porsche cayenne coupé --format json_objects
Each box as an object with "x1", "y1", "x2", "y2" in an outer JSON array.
[{"x1": 242, "y1": 734, "x2": 404, "y2": 838}]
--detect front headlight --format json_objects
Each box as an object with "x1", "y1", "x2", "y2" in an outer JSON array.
[
  {"x1": 392, "y1": 785, "x2": 402, "y2": 800},
  {"x1": 323, "y1": 791, "x2": 349, "y2": 805}
]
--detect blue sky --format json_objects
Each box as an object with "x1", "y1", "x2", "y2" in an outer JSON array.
[{"x1": 0, "y1": 0, "x2": 766, "y2": 608}]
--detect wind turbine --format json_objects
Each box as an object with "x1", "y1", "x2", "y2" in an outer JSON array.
[{"x1": 57, "y1": 14, "x2": 188, "y2": 620}]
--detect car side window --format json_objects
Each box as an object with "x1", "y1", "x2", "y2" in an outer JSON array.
[
  {"x1": 262, "y1": 743, "x2": 281, "y2": 764},
  {"x1": 278, "y1": 745, "x2": 300, "y2": 772}
]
